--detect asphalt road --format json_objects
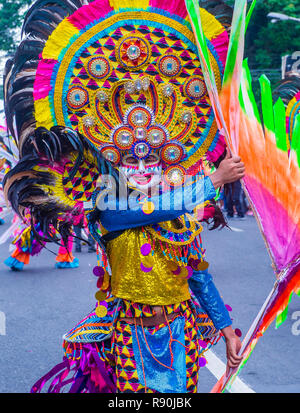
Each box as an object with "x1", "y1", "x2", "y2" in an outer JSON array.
[{"x1": 0, "y1": 214, "x2": 299, "y2": 393}]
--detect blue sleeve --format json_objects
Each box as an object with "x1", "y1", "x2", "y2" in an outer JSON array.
[
  {"x1": 188, "y1": 269, "x2": 232, "y2": 330},
  {"x1": 98, "y1": 176, "x2": 216, "y2": 232}
]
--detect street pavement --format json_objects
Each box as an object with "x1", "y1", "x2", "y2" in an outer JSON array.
[{"x1": 0, "y1": 214, "x2": 299, "y2": 393}]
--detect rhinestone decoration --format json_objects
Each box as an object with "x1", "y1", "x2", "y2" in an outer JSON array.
[
  {"x1": 124, "y1": 81, "x2": 136, "y2": 94},
  {"x1": 134, "y1": 113, "x2": 145, "y2": 126},
  {"x1": 127, "y1": 44, "x2": 141, "y2": 60},
  {"x1": 158, "y1": 55, "x2": 182, "y2": 77},
  {"x1": 161, "y1": 143, "x2": 184, "y2": 164},
  {"x1": 161, "y1": 84, "x2": 174, "y2": 98},
  {"x1": 180, "y1": 110, "x2": 193, "y2": 124},
  {"x1": 133, "y1": 142, "x2": 150, "y2": 159},
  {"x1": 164, "y1": 165, "x2": 186, "y2": 186},
  {"x1": 147, "y1": 127, "x2": 166, "y2": 147},
  {"x1": 184, "y1": 77, "x2": 206, "y2": 100},
  {"x1": 126, "y1": 106, "x2": 153, "y2": 128},
  {"x1": 117, "y1": 36, "x2": 150, "y2": 70},
  {"x1": 83, "y1": 116, "x2": 95, "y2": 127},
  {"x1": 135, "y1": 79, "x2": 143, "y2": 92},
  {"x1": 113, "y1": 127, "x2": 134, "y2": 150},
  {"x1": 100, "y1": 146, "x2": 121, "y2": 164},
  {"x1": 66, "y1": 86, "x2": 89, "y2": 110},
  {"x1": 86, "y1": 56, "x2": 110, "y2": 79},
  {"x1": 124, "y1": 77, "x2": 151, "y2": 94},
  {"x1": 96, "y1": 90, "x2": 109, "y2": 103},
  {"x1": 141, "y1": 77, "x2": 150, "y2": 91}
]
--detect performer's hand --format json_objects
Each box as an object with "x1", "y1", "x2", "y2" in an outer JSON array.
[
  {"x1": 221, "y1": 326, "x2": 243, "y2": 372},
  {"x1": 209, "y1": 150, "x2": 245, "y2": 189}
]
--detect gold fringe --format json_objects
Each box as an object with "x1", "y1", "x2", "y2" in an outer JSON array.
[
  {"x1": 109, "y1": 0, "x2": 150, "y2": 10},
  {"x1": 34, "y1": 96, "x2": 54, "y2": 129},
  {"x1": 42, "y1": 19, "x2": 79, "y2": 60},
  {"x1": 200, "y1": 8, "x2": 225, "y2": 40}
]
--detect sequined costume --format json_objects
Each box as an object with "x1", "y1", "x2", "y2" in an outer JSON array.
[
  {"x1": 0, "y1": 127, "x2": 80, "y2": 271},
  {"x1": 3, "y1": 0, "x2": 235, "y2": 393}
]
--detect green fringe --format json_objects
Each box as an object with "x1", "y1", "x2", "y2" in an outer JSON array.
[
  {"x1": 259, "y1": 75, "x2": 275, "y2": 134},
  {"x1": 275, "y1": 292, "x2": 293, "y2": 329},
  {"x1": 291, "y1": 113, "x2": 300, "y2": 167},
  {"x1": 274, "y1": 98, "x2": 288, "y2": 152}
]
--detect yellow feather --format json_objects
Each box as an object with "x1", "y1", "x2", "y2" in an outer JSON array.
[
  {"x1": 200, "y1": 9, "x2": 225, "y2": 40},
  {"x1": 42, "y1": 19, "x2": 79, "y2": 60},
  {"x1": 34, "y1": 96, "x2": 54, "y2": 129},
  {"x1": 109, "y1": 0, "x2": 150, "y2": 10}
]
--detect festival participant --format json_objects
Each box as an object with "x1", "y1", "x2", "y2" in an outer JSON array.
[
  {"x1": 0, "y1": 127, "x2": 80, "y2": 270},
  {"x1": 3, "y1": 218, "x2": 80, "y2": 271},
  {"x1": 3, "y1": 0, "x2": 244, "y2": 393}
]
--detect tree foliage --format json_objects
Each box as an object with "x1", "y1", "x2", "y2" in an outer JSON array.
[
  {"x1": 0, "y1": 0, "x2": 32, "y2": 53},
  {"x1": 245, "y1": 0, "x2": 300, "y2": 69}
]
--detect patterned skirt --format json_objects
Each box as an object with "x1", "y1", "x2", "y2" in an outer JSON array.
[
  {"x1": 31, "y1": 297, "x2": 220, "y2": 393},
  {"x1": 106, "y1": 299, "x2": 218, "y2": 393}
]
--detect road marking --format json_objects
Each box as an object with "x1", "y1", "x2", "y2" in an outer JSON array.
[
  {"x1": 0, "y1": 311, "x2": 6, "y2": 336},
  {"x1": 229, "y1": 226, "x2": 244, "y2": 233},
  {"x1": 205, "y1": 349, "x2": 255, "y2": 393}
]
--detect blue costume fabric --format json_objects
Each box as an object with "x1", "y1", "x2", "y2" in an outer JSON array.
[{"x1": 99, "y1": 176, "x2": 216, "y2": 231}]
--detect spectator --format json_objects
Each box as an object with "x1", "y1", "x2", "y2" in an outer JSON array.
[{"x1": 224, "y1": 180, "x2": 246, "y2": 219}]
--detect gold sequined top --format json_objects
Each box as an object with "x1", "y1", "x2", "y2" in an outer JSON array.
[{"x1": 105, "y1": 224, "x2": 191, "y2": 306}]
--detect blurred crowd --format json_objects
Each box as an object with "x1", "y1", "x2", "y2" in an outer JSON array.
[{"x1": 218, "y1": 180, "x2": 253, "y2": 220}]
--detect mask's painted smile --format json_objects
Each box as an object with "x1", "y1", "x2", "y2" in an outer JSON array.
[{"x1": 132, "y1": 173, "x2": 153, "y2": 185}]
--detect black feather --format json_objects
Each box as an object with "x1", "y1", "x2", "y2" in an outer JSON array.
[
  {"x1": 272, "y1": 73, "x2": 300, "y2": 106},
  {"x1": 4, "y1": 0, "x2": 91, "y2": 147},
  {"x1": 3, "y1": 125, "x2": 118, "y2": 245}
]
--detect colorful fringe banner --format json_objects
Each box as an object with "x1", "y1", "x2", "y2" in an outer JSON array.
[{"x1": 185, "y1": 0, "x2": 300, "y2": 393}]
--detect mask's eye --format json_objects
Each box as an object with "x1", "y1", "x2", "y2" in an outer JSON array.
[
  {"x1": 122, "y1": 156, "x2": 138, "y2": 165},
  {"x1": 145, "y1": 154, "x2": 160, "y2": 165}
]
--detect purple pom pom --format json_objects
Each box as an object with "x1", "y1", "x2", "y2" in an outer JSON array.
[
  {"x1": 188, "y1": 258, "x2": 195, "y2": 267},
  {"x1": 140, "y1": 262, "x2": 152, "y2": 273},
  {"x1": 172, "y1": 266, "x2": 181, "y2": 275},
  {"x1": 198, "y1": 340, "x2": 207, "y2": 349},
  {"x1": 93, "y1": 266, "x2": 105, "y2": 277},
  {"x1": 186, "y1": 265, "x2": 193, "y2": 279},
  {"x1": 235, "y1": 328, "x2": 242, "y2": 337},
  {"x1": 140, "y1": 243, "x2": 151, "y2": 256}
]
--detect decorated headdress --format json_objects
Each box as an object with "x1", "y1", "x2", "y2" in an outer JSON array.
[
  {"x1": 3, "y1": 0, "x2": 232, "y2": 234},
  {"x1": 272, "y1": 74, "x2": 300, "y2": 148}
]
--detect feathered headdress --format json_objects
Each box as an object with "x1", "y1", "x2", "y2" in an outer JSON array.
[{"x1": 3, "y1": 0, "x2": 233, "y2": 237}]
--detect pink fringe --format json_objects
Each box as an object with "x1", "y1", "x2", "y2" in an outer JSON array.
[
  {"x1": 244, "y1": 175, "x2": 300, "y2": 271},
  {"x1": 67, "y1": 0, "x2": 113, "y2": 30},
  {"x1": 206, "y1": 134, "x2": 226, "y2": 163},
  {"x1": 210, "y1": 31, "x2": 229, "y2": 70},
  {"x1": 33, "y1": 59, "x2": 58, "y2": 101},
  {"x1": 286, "y1": 116, "x2": 290, "y2": 134},
  {"x1": 149, "y1": 0, "x2": 188, "y2": 18},
  {"x1": 58, "y1": 237, "x2": 74, "y2": 255}
]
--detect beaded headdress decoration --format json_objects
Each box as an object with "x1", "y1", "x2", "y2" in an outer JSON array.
[{"x1": 32, "y1": 0, "x2": 229, "y2": 186}]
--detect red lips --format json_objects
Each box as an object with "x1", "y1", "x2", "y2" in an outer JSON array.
[{"x1": 131, "y1": 173, "x2": 153, "y2": 185}]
